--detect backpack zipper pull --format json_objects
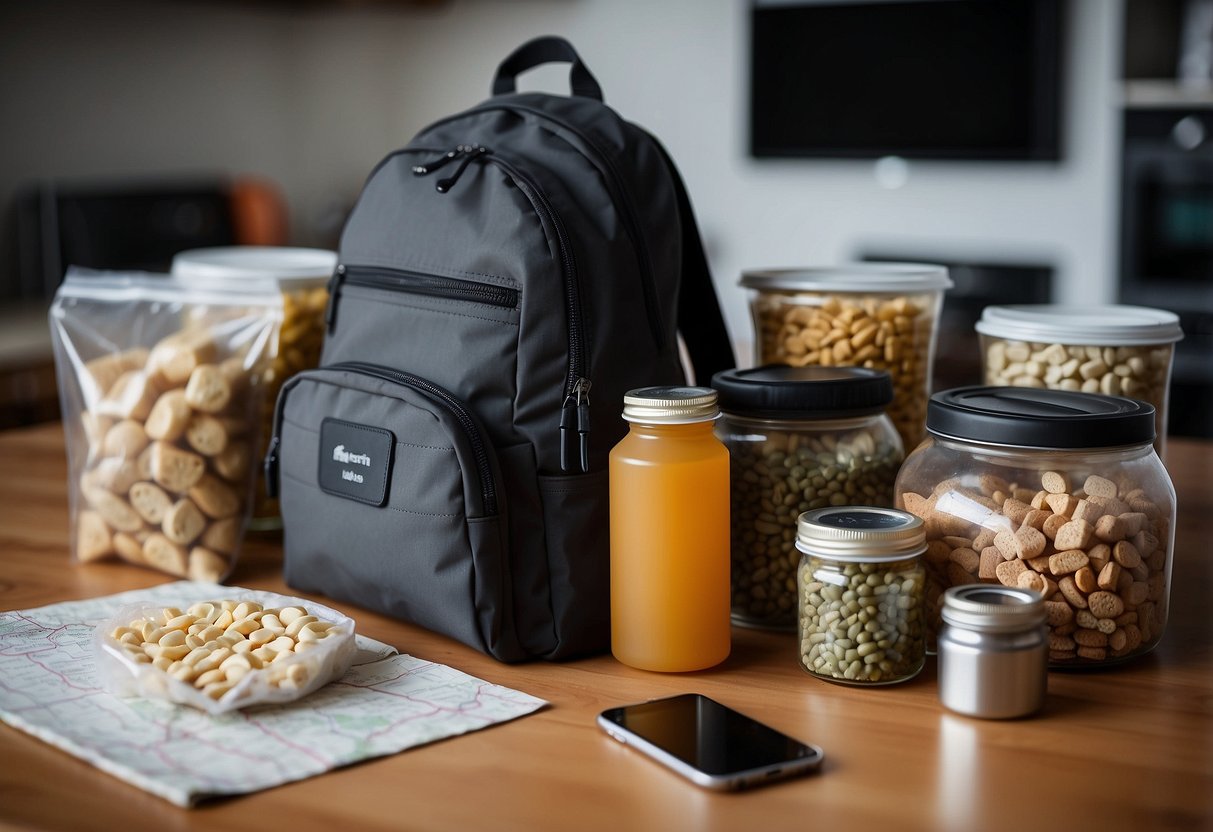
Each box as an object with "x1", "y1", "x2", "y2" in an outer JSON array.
[
  {"x1": 264, "y1": 435, "x2": 281, "y2": 499},
  {"x1": 574, "y1": 378, "x2": 592, "y2": 473},
  {"x1": 559, "y1": 396, "x2": 576, "y2": 473},
  {"x1": 437, "y1": 145, "x2": 490, "y2": 193},
  {"x1": 411, "y1": 147, "x2": 462, "y2": 175},
  {"x1": 324, "y1": 264, "x2": 346, "y2": 332}
]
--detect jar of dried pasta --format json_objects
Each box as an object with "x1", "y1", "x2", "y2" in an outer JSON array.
[
  {"x1": 741, "y1": 264, "x2": 953, "y2": 450},
  {"x1": 172, "y1": 247, "x2": 336, "y2": 528}
]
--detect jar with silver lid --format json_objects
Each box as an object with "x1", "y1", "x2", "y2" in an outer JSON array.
[
  {"x1": 796, "y1": 507, "x2": 926, "y2": 685},
  {"x1": 938, "y1": 585, "x2": 1048, "y2": 719}
]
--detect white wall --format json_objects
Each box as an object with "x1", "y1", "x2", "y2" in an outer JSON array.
[{"x1": 1, "y1": 0, "x2": 1124, "y2": 362}]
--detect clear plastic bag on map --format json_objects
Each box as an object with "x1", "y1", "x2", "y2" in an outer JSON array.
[
  {"x1": 50, "y1": 268, "x2": 283, "y2": 581},
  {"x1": 92, "y1": 590, "x2": 357, "y2": 714}
]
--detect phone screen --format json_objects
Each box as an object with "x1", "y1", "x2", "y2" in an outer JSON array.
[{"x1": 599, "y1": 693, "x2": 820, "y2": 776}]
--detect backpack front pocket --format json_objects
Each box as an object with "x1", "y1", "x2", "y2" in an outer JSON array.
[{"x1": 266, "y1": 362, "x2": 524, "y2": 661}]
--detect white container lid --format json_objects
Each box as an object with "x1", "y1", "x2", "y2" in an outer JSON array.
[
  {"x1": 740, "y1": 263, "x2": 953, "y2": 293},
  {"x1": 172, "y1": 246, "x2": 337, "y2": 285},
  {"x1": 976, "y1": 304, "x2": 1183, "y2": 346}
]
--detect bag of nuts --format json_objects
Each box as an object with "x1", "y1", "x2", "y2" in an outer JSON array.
[{"x1": 50, "y1": 269, "x2": 283, "y2": 581}]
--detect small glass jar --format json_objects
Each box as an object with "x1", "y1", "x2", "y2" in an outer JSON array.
[
  {"x1": 895, "y1": 386, "x2": 1176, "y2": 666},
  {"x1": 938, "y1": 585, "x2": 1048, "y2": 719},
  {"x1": 795, "y1": 507, "x2": 927, "y2": 685},
  {"x1": 172, "y1": 247, "x2": 335, "y2": 527},
  {"x1": 975, "y1": 304, "x2": 1182, "y2": 458},
  {"x1": 713, "y1": 366, "x2": 903, "y2": 630},
  {"x1": 740, "y1": 263, "x2": 953, "y2": 449}
]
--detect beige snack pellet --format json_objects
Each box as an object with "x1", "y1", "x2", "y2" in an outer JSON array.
[{"x1": 110, "y1": 601, "x2": 338, "y2": 700}]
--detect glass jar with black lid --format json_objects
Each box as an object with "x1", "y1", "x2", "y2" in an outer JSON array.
[
  {"x1": 712, "y1": 365, "x2": 904, "y2": 630},
  {"x1": 894, "y1": 387, "x2": 1175, "y2": 665}
]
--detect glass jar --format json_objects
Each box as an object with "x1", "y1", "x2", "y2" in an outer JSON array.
[
  {"x1": 938, "y1": 585, "x2": 1048, "y2": 719},
  {"x1": 609, "y1": 387, "x2": 731, "y2": 672},
  {"x1": 712, "y1": 365, "x2": 903, "y2": 630},
  {"x1": 172, "y1": 247, "x2": 336, "y2": 527},
  {"x1": 975, "y1": 304, "x2": 1182, "y2": 458},
  {"x1": 795, "y1": 507, "x2": 927, "y2": 685},
  {"x1": 740, "y1": 263, "x2": 953, "y2": 450},
  {"x1": 894, "y1": 386, "x2": 1176, "y2": 666}
]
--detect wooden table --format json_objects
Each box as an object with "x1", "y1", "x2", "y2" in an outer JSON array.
[{"x1": 2, "y1": 423, "x2": 1211, "y2": 831}]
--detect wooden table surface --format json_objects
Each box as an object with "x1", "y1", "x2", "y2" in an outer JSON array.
[{"x1": 1, "y1": 422, "x2": 1211, "y2": 832}]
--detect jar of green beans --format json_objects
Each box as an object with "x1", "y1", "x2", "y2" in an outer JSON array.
[{"x1": 712, "y1": 366, "x2": 904, "y2": 630}]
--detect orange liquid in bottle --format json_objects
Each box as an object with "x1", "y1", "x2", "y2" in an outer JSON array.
[{"x1": 610, "y1": 419, "x2": 731, "y2": 672}]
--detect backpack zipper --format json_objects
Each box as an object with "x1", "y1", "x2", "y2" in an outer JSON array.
[
  {"x1": 423, "y1": 103, "x2": 666, "y2": 350},
  {"x1": 412, "y1": 145, "x2": 592, "y2": 473},
  {"x1": 324, "y1": 264, "x2": 518, "y2": 332},
  {"x1": 265, "y1": 362, "x2": 498, "y2": 515}
]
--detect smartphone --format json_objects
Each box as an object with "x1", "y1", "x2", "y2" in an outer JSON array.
[{"x1": 597, "y1": 693, "x2": 824, "y2": 791}]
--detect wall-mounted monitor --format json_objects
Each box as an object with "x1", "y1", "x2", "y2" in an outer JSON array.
[{"x1": 750, "y1": 0, "x2": 1065, "y2": 161}]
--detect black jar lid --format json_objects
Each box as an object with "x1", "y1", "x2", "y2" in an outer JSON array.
[
  {"x1": 927, "y1": 387, "x2": 1156, "y2": 449},
  {"x1": 711, "y1": 365, "x2": 893, "y2": 419}
]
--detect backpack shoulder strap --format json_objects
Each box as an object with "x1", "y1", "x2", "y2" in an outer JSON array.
[{"x1": 649, "y1": 138, "x2": 737, "y2": 385}]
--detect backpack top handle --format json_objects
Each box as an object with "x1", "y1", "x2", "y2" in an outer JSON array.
[{"x1": 491, "y1": 35, "x2": 604, "y2": 102}]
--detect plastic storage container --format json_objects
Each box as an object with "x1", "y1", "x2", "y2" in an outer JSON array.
[
  {"x1": 172, "y1": 247, "x2": 336, "y2": 526},
  {"x1": 895, "y1": 386, "x2": 1175, "y2": 666},
  {"x1": 795, "y1": 507, "x2": 927, "y2": 685},
  {"x1": 712, "y1": 365, "x2": 904, "y2": 630},
  {"x1": 609, "y1": 387, "x2": 731, "y2": 672},
  {"x1": 740, "y1": 264, "x2": 953, "y2": 451},
  {"x1": 975, "y1": 305, "x2": 1182, "y2": 457}
]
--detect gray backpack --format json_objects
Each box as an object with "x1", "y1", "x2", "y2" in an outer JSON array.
[{"x1": 266, "y1": 36, "x2": 734, "y2": 661}]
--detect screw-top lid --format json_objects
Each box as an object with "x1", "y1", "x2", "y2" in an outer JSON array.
[
  {"x1": 622, "y1": 386, "x2": 719, "y2": 424},
  {"x1": 172, "y1": 246, "x2": 337, "y2": 285},
  {"x1": 795, "y1": 507, "x2": 926, "y2": 562},
  {"x1": 712, "y1": 365, "x2": 893, "y2": 419},
  {"x1": 976, "y1": 304, "x2": 1183, "y2": 346},
  {"x1": 740, "y1": 263, "x2": 953, "y2": 293},
  {"x1": 941, "y1": 585, "x2": 1046, "y2": 632},
  {"x1": 927, "y1": 386, "x2": 1156, "y2": 449}
]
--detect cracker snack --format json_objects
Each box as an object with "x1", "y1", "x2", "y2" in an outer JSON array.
[{"x1": 51, "y1": 269, "x2": 282, "y2": 580}]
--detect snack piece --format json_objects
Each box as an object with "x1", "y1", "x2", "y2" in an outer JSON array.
[
  {"x1": 185, "y1": 414, "x2": 228, "y2": 456},
  {"x1": 142, "y1": 533, "x2": 189, "y2": 576},
  {"x1": 84, "y1": 457, "x2": 141, "y2": 496},
  {"x1": 85, "y1": 488, "x2": 143, "y2": 533},
  {"x1": 212, "y1": 441, "x2": 251, "y2": 483},
  {"x1": 144, "y1": 390, "x2": 192, "y2": 442},
  {"x1": 201, "y1": 516, "x2": 241, "y2": 556},
  {"x1": 83, "y1": 348, "x2": 149, "y2": 398},
  {"x1": 184, "y1": 364, "x2": 231, "y2": 414},
  {"x1": 129, "y1": 481, "x2": 173, "y2": 525},
  {"x1": 163, "y1": 499, "x2": 207, "y2": 545},
  {"x1": 113, "y1": 532, "x2": 146, "y2": 565},
  {"x1": 189, "y1": 473, "x2": 240, "y2": 519},
  {"x1": 96, "y1": 370, "x2": 160, "y2": 421},
  {"x1": 148, "y1": 330, "x2": 217, "y2": 386},
  {"x1": 149, "y1": 441, "x2": 205, "y2": 493},
  {"x1": 77, "y1": 510, "x2": 114, "y2": 562},
  {"x1": 102, "y1": 420, "x2": 150, "y2": 460},
  {"x1": 188, "y1": 547, "x2": 229, "y2": 582}
]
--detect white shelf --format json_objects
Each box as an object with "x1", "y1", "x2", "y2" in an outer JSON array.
[{"x1": 1121, "y1": 79, "x2": 1213, "y2": 109}]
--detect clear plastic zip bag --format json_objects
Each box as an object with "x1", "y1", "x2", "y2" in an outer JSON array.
[{"x1": 50, "y1": 268, "x2": 283, "y2": 580}]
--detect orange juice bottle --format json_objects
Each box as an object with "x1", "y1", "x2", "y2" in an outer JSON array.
[{"x1": 610, "y1": 387, "x2": 730, "y2": 671}]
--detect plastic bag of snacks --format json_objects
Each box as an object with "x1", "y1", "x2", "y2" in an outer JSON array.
[
  {"x1": 93, "y1": 591, "x2": 356, "y2": 714},
  {"x1": 50, "y1": 269, "x2": 282, "y2": 581}
]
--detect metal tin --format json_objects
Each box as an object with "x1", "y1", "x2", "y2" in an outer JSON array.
[{"x1": 938, "y1": 585, "x2": 1048, "y2": 719}]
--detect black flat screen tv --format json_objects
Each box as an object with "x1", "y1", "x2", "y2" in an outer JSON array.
[{"x1": 750, "y1": 0, "x2": 1065, "y2": 161}]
